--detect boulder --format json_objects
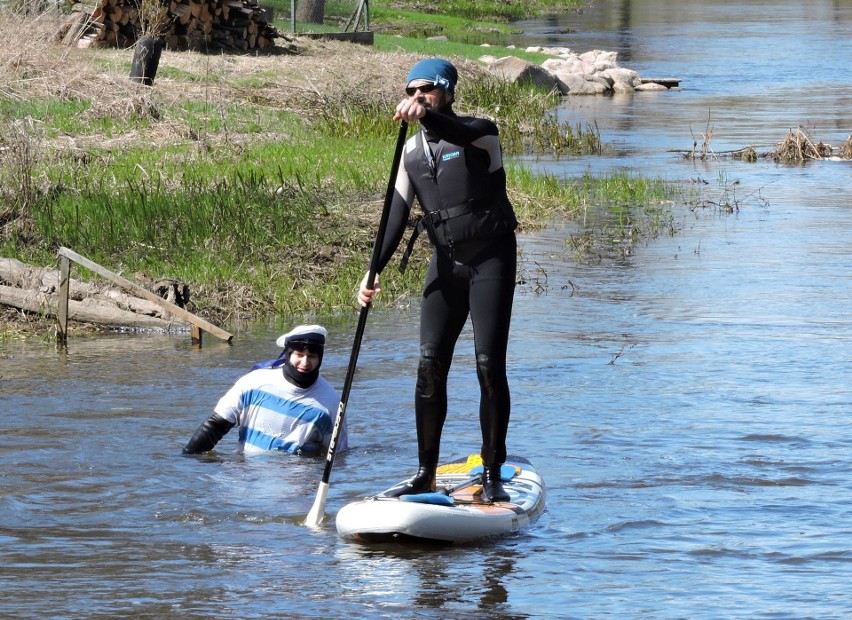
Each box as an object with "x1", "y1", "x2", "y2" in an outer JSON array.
[
  {"x1": 612, "y1": 81, "x2": 637, "y2": 94},
  {"x1": 587, "y1": 75, "x2": 613, "y2": 92},
  {"x1": 542, "y1": 56, "x2": 588, "y2": 75},
  {"x1": 487, "y1": 56, "x2": 559, "y2": 92},
  {"x1": 600, "y1": 67, "x2": 641, "y2": 89},
  {"x1": 553, "y1": 71, "x2": 605, "y2": 95},
  {"x1": 579, "y1": 50, "x2": 619, "y2": 68},
  {"x1": 635, "y1": 82, "x2": 669, "y2": 91},
  {"x1": 482, "y1": 46, "x2": 679, "y2": 96},
  {"x1": 527, "y1": 45, "x2": 573, "y2": 57}
]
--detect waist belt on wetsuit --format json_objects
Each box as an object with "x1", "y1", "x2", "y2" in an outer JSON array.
[{"x1": 398, "y1": 203, "x2": 473, "y2": 273}]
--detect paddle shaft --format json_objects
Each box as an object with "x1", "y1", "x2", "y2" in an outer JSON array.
[
  {"x1": 443, "y1": 473, "x2": 483, "y2": 495},
  {"x1": 305, "y1": 121, "x2": 408, "y2": 526}
]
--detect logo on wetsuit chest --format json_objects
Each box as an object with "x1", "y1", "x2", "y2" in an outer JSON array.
[{"x1": 441, "y1": 151, "x2": 461, "y2": 162}]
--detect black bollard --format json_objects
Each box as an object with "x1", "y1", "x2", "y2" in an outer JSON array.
[{"x1": 129, "y1": 37, "x2": 163, "y2": 86}]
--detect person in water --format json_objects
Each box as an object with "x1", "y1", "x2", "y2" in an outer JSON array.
[
  {"x1": 358, "y1": 57, "x2": 517, "y2": 502},
  {"x1": 182, "y1": 324, "x2": 348, "y2": 455}
]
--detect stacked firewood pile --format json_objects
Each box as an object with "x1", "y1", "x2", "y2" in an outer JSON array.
[{"x1": 59, "y1": 0, "x2": 280, "y2": 52}]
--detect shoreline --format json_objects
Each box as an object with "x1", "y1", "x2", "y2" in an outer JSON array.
[{"x1": 0, "y1": 5, "x2": 681, "y2": 339}]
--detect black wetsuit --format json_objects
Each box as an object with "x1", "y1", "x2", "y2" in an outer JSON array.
[{"x1": 376, "y1": 108, "x2": 518, "y2": 473}]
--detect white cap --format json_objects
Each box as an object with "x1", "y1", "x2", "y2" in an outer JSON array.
[{"x1": 275, "y1": 324, "x2": 328, "y2": 348}]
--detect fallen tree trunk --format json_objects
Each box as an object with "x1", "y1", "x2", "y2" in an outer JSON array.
[
  {"x1": 1, "y1": 253, "x2": 233, "y2": 341},
  {"x1": 0, "y1": 257, "x2": 170, "y2": 318},
  {"x1": 0, "y1": 284, "x2": 184, "y2": 330},
  {"x1": 0, "y1": 256, "x2": 190, "y2": 330}
]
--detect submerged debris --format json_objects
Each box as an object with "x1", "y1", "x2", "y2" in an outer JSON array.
[
  {"x1": 680, "y1": 126, "x2": 851, "y2": 163},
  {"x1": 839, "y1": 136, "x2": 852, "y2": 160},
  {"x1": 772, "y1": 127, "x2": 833, "y2": 163}
]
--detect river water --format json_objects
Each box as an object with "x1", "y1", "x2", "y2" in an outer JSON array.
[{"x1": 2, "y1": 1, "x2": 851, "y2": 618}]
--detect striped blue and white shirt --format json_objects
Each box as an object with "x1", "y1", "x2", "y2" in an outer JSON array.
[{"x1": 213, "y1": 367, "x2": 347, "y2": 455}]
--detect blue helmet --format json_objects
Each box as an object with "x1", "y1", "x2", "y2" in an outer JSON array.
[{"x1": 406, "y1": 58, "x2": 458, "y2": 94}]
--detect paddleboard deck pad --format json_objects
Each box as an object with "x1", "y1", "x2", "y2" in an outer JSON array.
[{"x1": 335, "y1": 454, "x2": 546, "y2": 544}]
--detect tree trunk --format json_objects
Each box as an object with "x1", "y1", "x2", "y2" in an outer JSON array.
[
  {"x1": 0, "y1": 285, "x2": 181, "y2": 330},
  {"x1": 129, "y1": 36, "x2": 163, "y2": 86},
  {"x1": 295, "y1": 0, "x2": 325, "y2": 25},
  {"x1": 0, "y1": 257, "x2": 167, "y2": 317}
]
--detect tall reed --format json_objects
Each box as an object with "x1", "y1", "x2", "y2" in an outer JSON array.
[{"x1": 462, "y1": 76, "x2": 602, "y2": 156}]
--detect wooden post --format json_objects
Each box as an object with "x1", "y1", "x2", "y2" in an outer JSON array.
[
  {"x1": 57, "y1": 254, "x2": 71, "y2": 343},
  {"x1": 57, "y1": 247, "x2": 233, "y2": 342},
  {"x1": 129, "y1": 37, "x2": 163, "y2": 86},
  {"x1": 191, "y1": 324, "x2": 203, "y2": 346}
]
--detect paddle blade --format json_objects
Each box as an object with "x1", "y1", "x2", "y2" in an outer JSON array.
[{"x1": 305, "y1": 481, "x2": 329, "y2": 528}]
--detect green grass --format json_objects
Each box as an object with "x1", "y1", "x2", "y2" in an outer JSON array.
[
  {"x1": 2, "y1": 106, "x2": 417, "y2": 315},
  {"x1": 0, "y1": 99, "x2": 90, "y2": 123},
  {"x1": 380, "y1": 0, "x2": 581, "y2": 22},
  {"x1": 373, "y1": 32, "x2": 554, "y2": 65},
  {"x1": 0, "y1": 99, "x2": 99, "y2": 136},
  {"x1": 0, "y1": 96, "x2": 168, "y2": 138},
  {"x1": 368, "y1": 0, "x2": 583, "y2": 28},
  {"x1": 0, "y1": 81, "x2": 669, "y2": 319},
  {"x1": 1, "y1": 0, "x2": 690, "y2": 329},
  {"x1": 157, "y1": 64, "x2": 224, "y2": 83},
  {"x1": 560, "y1": 173, "x2": 683, "y2": 260},
  {"x1": 268, "y1": 0, "x2": 582, "y2": 51}
]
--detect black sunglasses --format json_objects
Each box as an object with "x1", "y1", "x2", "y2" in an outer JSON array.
[{"x1": 405, "y1": 83, "x2": 439, "y2": 96}]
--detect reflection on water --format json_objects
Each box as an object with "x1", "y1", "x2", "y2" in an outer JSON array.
[
  {"x1": 515, "y1": 0, "x2": 852, "y2": 163},
  {"x1": 335, "y1": 540, "x2": 520, "y2": 616},
  {"x1": 2, "y1": 1, "x2": 852, "y2": 617}
]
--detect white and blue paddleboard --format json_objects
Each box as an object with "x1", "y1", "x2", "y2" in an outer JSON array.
[{"x1": 335, "y1": 454, "x2": 546, "y2": 544}]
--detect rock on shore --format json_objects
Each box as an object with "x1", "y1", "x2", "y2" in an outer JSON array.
[{"x1": 481, "y1": 46, "x2": 677, "y2": 95}]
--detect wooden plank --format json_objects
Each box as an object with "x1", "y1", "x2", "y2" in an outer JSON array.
[
  {"x1": 639, "y1": 77, "x2": 681, "y2": 88},
  {"x1": 57, "y1": 247, "x2": 233, "y2": 342}
]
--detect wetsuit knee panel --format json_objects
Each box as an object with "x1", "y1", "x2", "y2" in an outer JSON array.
[
  {"x1": 416, "y1": 349, "x2": 446, "y2": 400},
  {"x1": 476, "y1": 353, "x2": 505, "y2": 397}
]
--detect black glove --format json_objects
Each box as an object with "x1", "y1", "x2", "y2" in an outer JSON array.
[{"x1": 182, "y1": 413, "x2": 235, "y2": 454}]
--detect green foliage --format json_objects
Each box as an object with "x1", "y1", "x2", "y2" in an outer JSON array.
[
  {"x1": 310, "y1": 95, "x2": 399, "y2": 141},
  {"x1": 373, "y1": 31, "x2": 552, "y2": 63},
  {"x1": 0, "y1": 99, "x2": 96, "y2": 135},
  {"x1": 372, "y1": 0, "x2": 582, "y2": 25},
  {"x1": 0, "y1": 0, "x2": 683, "y2": 326},
  {"x1": 0, "y1": 98, "x2": 90, "y2": 122},
  {"x1": 459, "y1": 76, "x2": 601, "y2": 156},
  {"x1": 560, "y1": 173, "x2": 680, "y2": 261}
]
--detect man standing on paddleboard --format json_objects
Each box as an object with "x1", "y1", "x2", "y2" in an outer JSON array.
[
  {"x1": 182, "y1": 325, "x2": 348, "y2": 456},
  {"x1": 358, "y1": 58, "x2": 517, "y2": 502}
]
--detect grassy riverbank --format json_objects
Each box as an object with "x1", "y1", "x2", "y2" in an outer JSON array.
[{"x1": 0, "y1": 0, "x2": 681, "y2": 334}]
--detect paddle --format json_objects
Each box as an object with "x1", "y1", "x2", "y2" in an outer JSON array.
[{"x1": 305, "y1": 120, "x2": 409, "y2": 528}]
